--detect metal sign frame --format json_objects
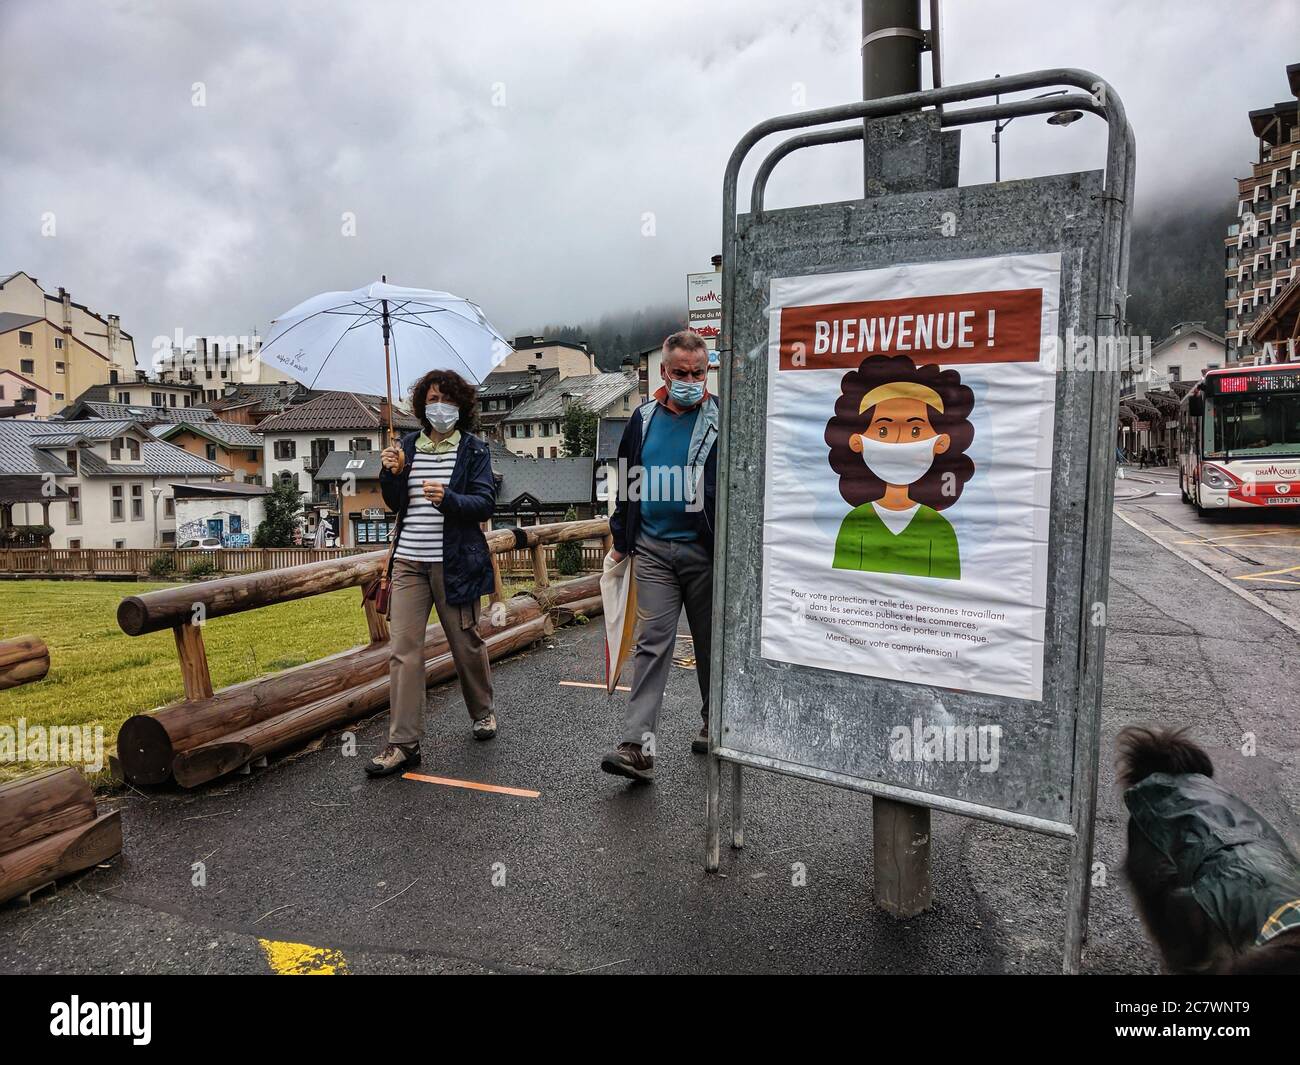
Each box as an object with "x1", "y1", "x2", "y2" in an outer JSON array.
[{"x1": 705, "y1": 70, "x2": 1134, "y2": 974}]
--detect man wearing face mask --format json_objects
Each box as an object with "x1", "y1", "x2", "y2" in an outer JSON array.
[
  {"x1": 600, "y1": 330, "x2": 719, "y2": 783},
  {"x1": 368, "y1": 368, "x2": 497, "y2": 778}
]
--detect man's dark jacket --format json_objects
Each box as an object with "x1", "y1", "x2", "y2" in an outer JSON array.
[
  {"x1": 379, "y1": 430, "x2": 496, "y2": 605},
  {"x1": 609, "y1": 393, "x2": 718, "y2": 557}
]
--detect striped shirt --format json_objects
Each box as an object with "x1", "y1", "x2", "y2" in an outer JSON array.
[{"x1": 394, "y1": 448, "x2": 459, "y2": 562}]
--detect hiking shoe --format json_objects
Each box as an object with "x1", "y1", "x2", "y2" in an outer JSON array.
[
  {"x1": 472, "y1": 713, "x2": 498, "y2": 741},
  {"x1": 365, "y1": 743, "x2": 420, "y2": 777},
  {"x1": 691, "y1": 725, "x2": 709, "y2": 755},
  {"x1": 601, "y1": 742, "x2": 655, "y2": 783}
]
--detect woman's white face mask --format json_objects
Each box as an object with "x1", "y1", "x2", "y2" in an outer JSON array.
[
  {"x1": 426, "y1": 402, "x2": 459, "y2": 433},
  {"x1": 859, "y1": 435, "x2": 938, "y2": 486}
]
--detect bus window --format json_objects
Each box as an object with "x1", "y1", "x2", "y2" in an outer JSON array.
[{"x1": 1204, "y1": 393, "x2": 1300, "y2": 457}]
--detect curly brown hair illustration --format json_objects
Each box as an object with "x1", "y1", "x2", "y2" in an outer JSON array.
[{"x1": 824, "y1": 354, "x2": 975, "y2": 579}]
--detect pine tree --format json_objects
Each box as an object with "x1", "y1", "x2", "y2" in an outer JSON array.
[
  {"x1": 254, "y1": 478, "x2": 304, "y2": 547},
  {"x1": 555, "y1": 506, "x2": 582, "y2": 575}
]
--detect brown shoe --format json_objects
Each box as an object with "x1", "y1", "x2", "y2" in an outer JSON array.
[
  {"x1": 472, "y1": 713, "x2": 498, "y2": 741},
  {"x1": 365, "y1": 743, "x2": 420, "y2": 778},
  {"x1": 600, "y1": 742, "x2": 654, "y2": 783}
]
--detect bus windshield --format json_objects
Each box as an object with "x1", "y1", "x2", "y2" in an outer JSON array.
[{"x1": 1204, "y1": 392, "x2": 1300, "y2": 458}]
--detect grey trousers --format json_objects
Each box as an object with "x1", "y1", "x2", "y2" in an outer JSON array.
[
  {"x1": 388, "y1": 556, "x2": 494, "y2": 745},
  {"x1": 621, "y1": 532, "x2": 712, "y2": 748}
]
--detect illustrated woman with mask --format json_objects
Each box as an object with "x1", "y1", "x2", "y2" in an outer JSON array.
[
  {"x1": 368, "y1": 369, "x2": 498, "y2": 778},
  {"x1": 824, "y1": 354, "x2": 975, "y2": 580}
]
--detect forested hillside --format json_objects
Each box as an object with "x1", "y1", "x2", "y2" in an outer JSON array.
[{"x1": 1124, "y1": 201, "x2": 1234, "y2": 341}]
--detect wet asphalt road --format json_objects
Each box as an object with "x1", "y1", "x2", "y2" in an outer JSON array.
[{"x1": 1, "y1": 502, "x2": 1296, "y2": 975}]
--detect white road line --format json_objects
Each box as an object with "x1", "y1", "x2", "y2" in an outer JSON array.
[{"x1": 1114, "y1": 510, "x2": 1300, "y2": 638}]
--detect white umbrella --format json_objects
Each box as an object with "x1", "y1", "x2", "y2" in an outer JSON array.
[
  {"x1": 600, "y1": 550, "x2": 637, "y2": 694},
  {"x1": 256, "y1": 278, "x2": 512, "y2": 442}
]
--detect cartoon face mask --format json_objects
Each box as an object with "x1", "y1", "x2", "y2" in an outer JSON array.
[{"x1": 858, "y1": 435, "x2": 939, "y2": 486}]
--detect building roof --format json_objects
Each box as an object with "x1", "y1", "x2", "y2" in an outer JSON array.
[
  {"x1": 254, "y1": 391, "x2": 419, "y2": 434},
  {"x1": 76, "y1": 440, "x2": 231, "y2": 477},
  {"x1": 1247, "y1": 274, "x2": 1300, "y2": 344},
  {"x1": 0, "y1": 312, "x2": 43, "y2": 337},
  {"x1": 56, "y1": 398, "x2": 216, "y2": 424},
  {"x1": 511, "y1": 335, "x2": 591, "y2": 354},
  {"x1": 503, "y1": 373, "x2": 638, "y2": 422},
  {"x1": 70, "y1": 382, "x2": 204, "y2": 403},
  {"x1": 0, "y1": 368, "x2": 50, "y2": 394},
  {"x1": 314, "y1": 449, "x2": 384, "y2": 482},
  {"x1": 194, "y1": 381, "x2": 312, "y2": 417},
  {"x1": 0, "y1": 474, "x2": 70, "y2": 504},
  {"x1": 1151, "y1": 322, "x2": 1227, "y2": 356},
  {"x1": 489, "y1": 442, "x2": 594, "y2": 506},
  {"x1": 0, "y1": 273, "x2": 135, "y2": 340},
  {"x1": 170, "y1": 481, "x2": 271, "y2": 498},
  {"x1": 154, "y1": 420, "x2": 263, "y2": 448},
  {"x1": 29, "y1": 418, "x2": 148, "y2": 443},
  {"x1": 0, "y1": 418, "x2": 229, "y2": 478},
  {"x1": 477, "y1": 367, "x2": 559, "y2": 400},
  {"x1": 596, "y1": 417, "x2": 628, "y2": 460}
]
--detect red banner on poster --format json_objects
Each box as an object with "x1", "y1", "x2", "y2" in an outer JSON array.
[{"x1": 778, "y1": 287, "x2": 1043, "y2": 371}]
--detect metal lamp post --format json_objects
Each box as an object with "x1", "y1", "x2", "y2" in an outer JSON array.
[
  {"x1": 150, "y1": 486, "x2": 163, "y2": 549},
  {"x1": 992, "y1": 78, "x2": 1084, "y2": 181}
]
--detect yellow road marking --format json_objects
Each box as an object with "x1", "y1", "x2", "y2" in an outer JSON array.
[
  {"x1": 258, "y1": 939, "x2": 347, "y2": 975},
  {"x1": 1176, "y1": 530, "x2": 1298, "y2": 546},
  {"x1": 559, "y1": 680, "x2": 631, "y2": 692},
  {"x1": 403, "y1": 771, "x2": 540, "y2": 798},
  {"x1": 1233, "y1": 563, "x2": 1300, "y2": 587}
]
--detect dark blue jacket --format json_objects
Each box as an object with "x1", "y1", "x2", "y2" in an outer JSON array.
[
  {"x1": 379, "y1": 430, "x2": 496, "y2": 605},
  {"x1": 609, "y1": 393, "x2": 718, "y2": 557}
]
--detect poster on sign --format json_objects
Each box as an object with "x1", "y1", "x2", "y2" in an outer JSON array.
[{"x1": 759, "y1": 252, "x2": 1061, "y2": 702}]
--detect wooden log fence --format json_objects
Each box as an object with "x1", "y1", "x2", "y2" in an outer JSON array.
[
  {"x1": 1, "y1": 536, "x2": 610, "y2": 580},
  {"x1": 0, "y1": 768, "x2": 121, "y2": 906},
  {"x1": 113, "y1": 518, "x2": 611, "y2": 788},
  {"x1": 0, "y1": 545, "x2": 367, "y2": 578},
  {"x1": 0, "y1": 635, "x2": 49, "y2": 691}
]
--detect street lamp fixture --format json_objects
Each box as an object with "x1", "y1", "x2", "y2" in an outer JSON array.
[
  {"x1": 991, "y1": 78, "x2": 1085, "y2": 182},
  {"x1": 1047, "y1": 109, "x2": 1084, "y2": 127}
]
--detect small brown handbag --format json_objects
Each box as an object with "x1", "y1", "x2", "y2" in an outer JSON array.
[{"x1": 364, "y1": 514, "x2": 402, "y2": 618}]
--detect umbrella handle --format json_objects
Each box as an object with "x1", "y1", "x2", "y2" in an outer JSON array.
[{"x1": 382, "y1": 294, "x2": 396, "y2": 445}]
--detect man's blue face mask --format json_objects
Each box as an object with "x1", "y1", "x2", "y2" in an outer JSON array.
[{"x1": 668, "y1": 378, "x2": 704, "y2": 407}]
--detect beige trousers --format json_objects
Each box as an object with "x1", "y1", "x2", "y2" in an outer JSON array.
[{"x1": 387, "y1": 556, "x2": 494, "y2": 745}]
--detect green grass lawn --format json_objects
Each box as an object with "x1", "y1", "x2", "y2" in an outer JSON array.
[{"x1": 0, "y1": 580, "x2": 373, "y2": 785}]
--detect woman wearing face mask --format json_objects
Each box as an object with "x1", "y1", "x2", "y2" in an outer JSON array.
[
  {"x1": 824, "y1": 355, "x2": 975, "y2": 580},
  {"x1": 368, "y1": 369, "x2": 497, "y2": 778}
]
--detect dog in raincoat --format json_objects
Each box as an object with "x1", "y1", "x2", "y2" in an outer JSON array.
[{"x1": 1118, "y1": 727, "x2": 1300, "y2": 974}]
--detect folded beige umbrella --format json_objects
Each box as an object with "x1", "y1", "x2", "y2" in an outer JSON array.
[{"x1": 600, "y1": 551, "x2": 637, "y2": 693}]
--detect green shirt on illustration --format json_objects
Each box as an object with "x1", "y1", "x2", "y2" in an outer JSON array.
[{"x1": 832, "y1": 502, "x2": 961, "y2": 580}]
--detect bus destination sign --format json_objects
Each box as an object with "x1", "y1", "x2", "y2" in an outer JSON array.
[{"x1": 1212, "y1": 371, "x2": 1300, "y2": 395}]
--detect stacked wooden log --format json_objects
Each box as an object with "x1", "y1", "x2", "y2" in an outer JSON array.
[
  {"x1": 116, "y1": 573, "x2": 605, "y2": 789},
  {"x1": 0, "y1": 768, "x2": 121, "y2": 906},
  {"x1": 0, "y1": 635, "x2": 50, "y2": 690}
]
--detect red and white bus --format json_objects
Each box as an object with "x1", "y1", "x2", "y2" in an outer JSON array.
[{"x1": 1177, "y1": 364, "x2": 1300, "y2": 513}]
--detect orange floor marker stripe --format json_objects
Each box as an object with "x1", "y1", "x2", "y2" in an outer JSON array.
[
  {"x1": 558, "y1": 680, "x2": 631, "y2": 692},
  {"x1": 402, "y1": 772, "x2": 540, "y2": 798}
]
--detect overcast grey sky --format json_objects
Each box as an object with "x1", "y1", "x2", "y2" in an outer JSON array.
[{"x1": 1, "y1": 0, "x2": 1296, "y2": 369}]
